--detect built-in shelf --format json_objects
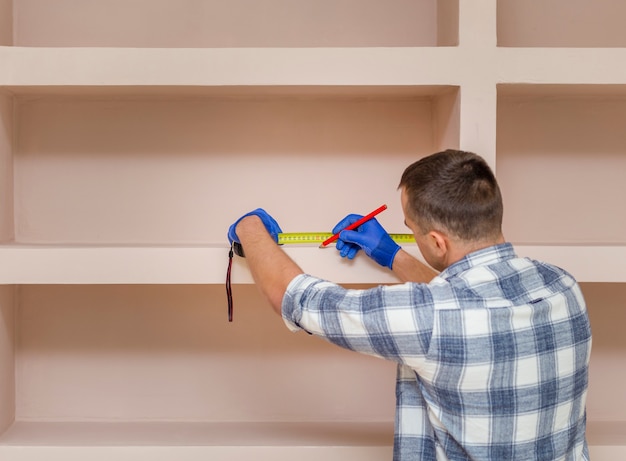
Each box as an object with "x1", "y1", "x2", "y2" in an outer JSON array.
[
  {"x1": 0, "y1": 47, "x2": 468, "y2": 88},
  {"x1": 4, "y1": 48, "x2": 626, "y2": 89},
  {"x1": 1, "y1": 282, "x2": 625, "y2": 460},
  {"x1": 0, "y1": 421, "x2": 623, "y2": 459},
  {"x1": 0, "y1": 421, "x2": 393, "y2": 447},
  {"x1": 1, "y1": 1, "x2": 625, "y2": 459},
  {"x1": 0, "y1": 422, "x2": 393, "y2": 460},
  {"x1": 0, "y1": 244, "x2": 413, "y2": 284},
  {"x1": 0, "y1": 244, "x2": 625, "y2": 284}
]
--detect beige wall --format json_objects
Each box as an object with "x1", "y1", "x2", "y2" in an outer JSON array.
[
  {"x1": 498, "y1": 0, "x2": 626, "y2": 47},
  {"x1": 497, "y1": 94, "x2": 626, "y2": 245},
  {"x1": 12, "y1": 0, "x2": 437, "y2": 47},
  {"x1": 15, "y1": 285, "x2": 395, "y2": 422},
  {"x1": 14, "y1": 95, "x2": 437, "y2": 244}
]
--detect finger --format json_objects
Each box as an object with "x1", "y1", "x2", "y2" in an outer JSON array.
[
  {"x1": 339, "y1": 242, "x2": 360, "y2": 259},
  {"x1": 347, "y1": 245, "x2": 359, "y2": 260},
  {"x1": 338, "y1": 229, "x2": 363, "y2": 246},
  {"x1": 340, "y1": 242, "x2": 352, "y2": 258},
  {"x1": 332, "y1": 214, "x2": 363, "y2": 234}
]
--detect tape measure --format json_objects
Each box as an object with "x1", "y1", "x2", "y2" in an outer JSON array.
[
  {"x1": 232, "y1": 233, "x2": 415, "y2": 257},
  {"x1": 277, "y1": 232, "x2": 416, "y2": 245}
]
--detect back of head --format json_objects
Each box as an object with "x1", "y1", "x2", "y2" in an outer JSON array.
[{"x1": 399, "y1": 150, "x2": 503, "y2": 242}]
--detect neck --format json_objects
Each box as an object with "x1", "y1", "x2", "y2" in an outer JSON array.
[{"x1": 444, "y1": 234, "x2": 505, "y2": 268}]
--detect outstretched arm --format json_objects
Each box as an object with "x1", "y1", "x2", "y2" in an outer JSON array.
[
  {"x1": 235, "y1": 215, "x2": 304, "y2": 315},
  {"x1": 332, "y1": 214, "x2": 438, "y2": 284}
]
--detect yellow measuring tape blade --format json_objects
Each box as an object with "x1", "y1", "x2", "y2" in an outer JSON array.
[{"x1": 277, "y1": 232, "x2": 415, "y2": 245}]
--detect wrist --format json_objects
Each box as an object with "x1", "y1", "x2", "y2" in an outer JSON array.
[
  {"x1": 371, "y1": 236, "x2": 400, "y2": 269},
  {"x1": 387, "y1": 244, "x2": 401, "y2": 269},
  {"x1": 379, "y1": 243, "x2": 401, "y2": 269}
]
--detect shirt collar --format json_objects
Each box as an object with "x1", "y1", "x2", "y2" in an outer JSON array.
[{"x1": 437, "y1": 242, "x2": 517, "y2": 280}]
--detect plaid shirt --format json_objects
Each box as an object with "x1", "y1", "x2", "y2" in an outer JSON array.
[{"x1": 282, "y1": 243, "x2": 591, "y2": 460}]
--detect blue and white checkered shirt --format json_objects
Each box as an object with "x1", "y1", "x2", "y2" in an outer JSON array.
[{"x1": 282, "y1": 243, "x2": 591, "y2": 460}]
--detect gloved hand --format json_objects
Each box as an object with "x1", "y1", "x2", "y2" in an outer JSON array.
[
  {"x1": 228, "y1": 208, "x2": 283, "y2": 246},
  {"x1": 332, "y1": 214, "x2": 400, "y2": 269}
]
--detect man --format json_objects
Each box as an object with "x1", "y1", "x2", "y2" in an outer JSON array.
[{"x1": 228, "y1": 149, "x2": 591, "y2": 460}]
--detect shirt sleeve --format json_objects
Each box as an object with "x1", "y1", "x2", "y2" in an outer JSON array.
[{"x1": 281, "y1": 274, "x2": 435, "y2": 365}]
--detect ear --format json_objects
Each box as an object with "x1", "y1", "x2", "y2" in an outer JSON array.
[{"x1": 428, "y1": 230, "x2": 449, "y2": 257}]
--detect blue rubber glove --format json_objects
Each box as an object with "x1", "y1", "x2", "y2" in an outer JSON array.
[
  {"x1": 228, "y1": 208, "x2": 283, "y2": 246},
  {"x1": 332, "y1": 214, "x2": 400, "y2": 269}
]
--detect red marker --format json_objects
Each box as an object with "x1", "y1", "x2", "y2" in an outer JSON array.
[{"x1": 320, "y1": 204, "x2": 388, "y2": 248}]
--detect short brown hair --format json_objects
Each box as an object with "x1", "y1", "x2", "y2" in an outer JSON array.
[{"x1": 398, "y1": 150, "x2": 503, "y2": 241}]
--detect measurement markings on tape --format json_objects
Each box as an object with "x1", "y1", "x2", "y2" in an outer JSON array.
[{"x1": 277, "y1": 233, "x2": 415, "y2": 245}]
